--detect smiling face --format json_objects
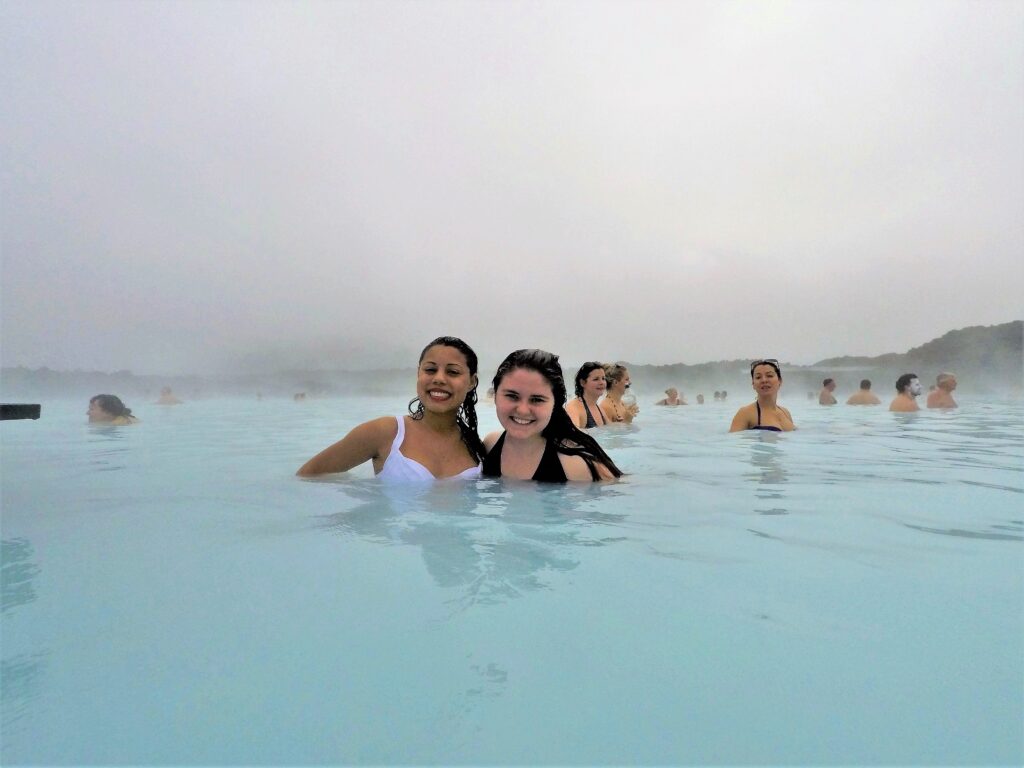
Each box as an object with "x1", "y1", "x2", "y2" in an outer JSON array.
[
  {"x1": 416, "y1": 345, "x2": 476, "y2": 415},
  {"x1": 495, "y1": 367, "x2": 555, "y2": 441},
  {"x1": 751, "y1": 363, "x2": 781, "y2": 397},
  {"x1": 581, "y1": 368, "x2": 606, "y2": 399}
]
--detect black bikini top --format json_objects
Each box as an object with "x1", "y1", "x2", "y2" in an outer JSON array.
[{"x1": 752, "y1": 401, "x2": 783, "y2": 432}]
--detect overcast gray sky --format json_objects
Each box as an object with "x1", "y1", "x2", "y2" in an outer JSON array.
[{"x1": 2, "y1": 0, "x2": 1021, "y2": 375}]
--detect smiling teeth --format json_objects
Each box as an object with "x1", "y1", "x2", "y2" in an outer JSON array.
[{"x1": 511, "y1": 416, "x2": 533, "y2": 424}]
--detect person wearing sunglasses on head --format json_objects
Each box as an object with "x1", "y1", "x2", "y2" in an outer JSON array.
[{"x1": 729, "y1": 359, "x2": 795, "y2": 432}]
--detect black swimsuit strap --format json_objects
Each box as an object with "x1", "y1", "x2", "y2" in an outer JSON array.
[{"x1": 582, "y1": 398, "x2": 606, "y2": 426}]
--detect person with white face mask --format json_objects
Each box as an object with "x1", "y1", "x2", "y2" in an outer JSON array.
[{"x1": 889, "y1": 373, "x2": 923, "y2": 412}]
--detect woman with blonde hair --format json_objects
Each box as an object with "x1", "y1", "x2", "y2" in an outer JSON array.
[{"x1": 600, "y1": 363, "x2": 638, "y2": 424}]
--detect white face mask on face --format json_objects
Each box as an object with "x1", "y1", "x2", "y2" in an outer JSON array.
[{"x1": 909, "y1": 378, "x2": 923, "y2": 397}]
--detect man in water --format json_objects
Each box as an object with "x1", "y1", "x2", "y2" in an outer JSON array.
[
  {"x1": 926, "y1": 372, "x2": 958, "y2": 408},
  {"x1": 818, "y1": 378, "x2": 837, "y2": 405},
  {"x1": 889, "y1": 373, "x2": 922, "y2": 412},
  {"x1": 846, "y1": 379, "x2": 881, "y2": 405}
]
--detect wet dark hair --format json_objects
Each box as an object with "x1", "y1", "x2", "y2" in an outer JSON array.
[
  {"x1": 860, "y1": 379, "x2": 872, "y2": 389},
  {"x1": 492, "y1": 349, "x2": 623, "y2": 479},
  {"x1": 573, "y1": 362, "x2": 605, "y2": 398},
  {"x1": 750, "y1": 360, "x2": 782, "y2": 380},
  {"x1": 408, "y1": 336, "x2": 486, "y2": 464},
  {"x1": 895, "y1": 373, "x2": 918, "y2": 393},
  {"x1": 90, "y1": 394, "x2": 133, "y2": 419},
  {"x1": 823, "y1": 378, "x2": 834, "y2": 387}
]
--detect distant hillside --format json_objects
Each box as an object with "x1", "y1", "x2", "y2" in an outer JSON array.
[
  {"x1": 623, "y1": 321, "x2": 1022, "y2": 398},
  {"x1": 3, "y1": 321, "x2": 1020, "y2": 401},
  {"x1": 814, "y1": 322, "x2": 1022, "y2": 371}
]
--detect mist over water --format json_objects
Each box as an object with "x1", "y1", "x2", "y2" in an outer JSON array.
[{"x1": 2, "y1": 1, "x2": 1022, "y2": 379}]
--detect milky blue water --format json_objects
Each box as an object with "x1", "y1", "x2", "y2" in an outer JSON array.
[{"x1": 2, "y1": 395, "x2": 1022, "y2": 765}]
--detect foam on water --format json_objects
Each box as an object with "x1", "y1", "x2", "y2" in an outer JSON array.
[{"x1": 2, "y1": 395, "x2": 1022, "y2": 764}]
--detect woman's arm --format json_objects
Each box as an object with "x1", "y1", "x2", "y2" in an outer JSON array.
[
  {"x1": 296, "y1": 417, "x2": 395, "y2": 477},
  {"x1": 729, "y1": 406, "x2": 752, "y2": 432},
  {"x1": 560, "y1": 454, "x2": 617, "y2": 482},
  {"x1": 780, "y1": 406, "x2": 796, "y2": 430}
]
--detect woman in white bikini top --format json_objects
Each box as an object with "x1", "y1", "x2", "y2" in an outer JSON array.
[{"x1": 296, "y1": 336, "x2": 485, "y2": 481}]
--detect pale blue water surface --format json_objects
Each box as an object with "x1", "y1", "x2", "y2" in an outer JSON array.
[{"x1": 2, "y1": 395, "x2": 1022, "y2": 765}]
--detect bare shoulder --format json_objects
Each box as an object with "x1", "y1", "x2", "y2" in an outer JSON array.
[
  {"x1": 295, "y1": 415, "x2": 397, "y2": 477},
  {"x1": 558, "y1": 453, "x2": 608, "y2": 482},
  {"x1": 729, "y1": 403, "x2": 754, "y2": 432},
  {"x1": 483, "y1": 430, "x2": 502, "y2": 452},
  {"x1": 358, "y1": 415, "x2": 401, "y2": 443}
]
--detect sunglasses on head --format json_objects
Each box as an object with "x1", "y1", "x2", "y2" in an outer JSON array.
[{"x1": 750, "y1": 359, "x2": 780, "y2": 374}]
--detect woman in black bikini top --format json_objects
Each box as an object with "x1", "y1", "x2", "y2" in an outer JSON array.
[
  {"x1": 483, "y1": 350, "x2": 622, "y2": 482},
  {"x1": 728, "y1": 359, "x2": 795, "y2": 433},
  {"x1": 565, "y1": 362, "x2": 608, "y2": 429}
]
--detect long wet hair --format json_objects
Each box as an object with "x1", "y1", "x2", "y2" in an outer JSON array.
[
  {"x1": 90, "y1": 394, "x2": 133, "y2": 419},
  {"x1": 408, "y1": 336, "x2": 486, "y2": 464},
  {"x1": 573, "y1": 361, "x2": 605, "y2": 398},
  {"x1": 492, "y1": 349, "x2": 623, "y2": 478}
]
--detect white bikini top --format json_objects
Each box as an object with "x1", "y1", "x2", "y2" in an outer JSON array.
[{"x1": 376, "y1": 416, "x2": 481, "y2": 482}]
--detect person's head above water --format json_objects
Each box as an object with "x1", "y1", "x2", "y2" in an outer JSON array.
[
  {"x1": 895, "y1": 373, "x2": 922, "y2": 396},
  {"x1": 493, "y1": 349, "x2": 568, "y2": 415},
  {"x1": 936, "y1": 372, "x2": 958, "y2": 391},
  {"x1": 603, "y1": 363, "x2": 630, "y2": 394},
  {"x1": 410, "y1": 335, "x2": 485, "y2": 459},
  {"x1": 491, "y1": 349, "x2": 622, "y2": 477},
  {"x1": 749, "y1": 359, "x2": 782, "y2": 401},
  {"x1": 573, "y1": 362, "x2": 606, "y2": 399},
  {"x1": 823, "y1": 378, "x2": 835, "y2": 389},
  {"x1": 88, "y1": 394, "x2": 133, "y2": 423},
  {"x1": 665, "y1": 387, "x2": 678, "y2": 398},
  {"x1": 860, "y1": 379, "x2": 872, "y2": 390},
  {"x1": 750, "y1": 359, "x2": 782, "y2": 380}
]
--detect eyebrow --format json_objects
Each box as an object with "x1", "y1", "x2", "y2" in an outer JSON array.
[{"x1": 501, "y1": 387, "x2": 549, "y2": 399}]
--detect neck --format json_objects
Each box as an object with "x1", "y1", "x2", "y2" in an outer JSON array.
[
  {"x1": 756, "y1": 393, "x2": 778, "y2": 407},
  {"x1": 420, "y1": 409, "x2": 460, "y2": 432},
  {"x1": 502, "y1": 431, "x2": 546, "y2": 453},
  {"x1": 583, "y1": 392, "x2": 601, "y2": 406}
]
